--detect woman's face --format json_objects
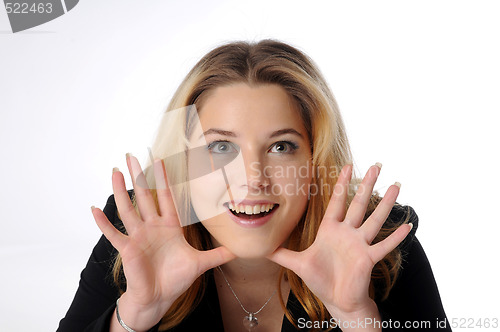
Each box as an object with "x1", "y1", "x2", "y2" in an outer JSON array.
[{"x1": 188, "y1": 83, "x2": 312, "y2": 258}]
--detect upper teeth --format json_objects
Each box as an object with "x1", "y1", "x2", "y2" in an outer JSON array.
[{"x1": 228, "y1": 203, "x2": 275, "y2": 215}]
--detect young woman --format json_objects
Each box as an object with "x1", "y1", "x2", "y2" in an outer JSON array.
[{"x1": 58, "y1": 40, "x2": 450, "y2": 331}]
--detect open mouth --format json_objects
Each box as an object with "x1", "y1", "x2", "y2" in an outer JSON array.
[{"x1": 225, "y1": 202, "x2": 278, "y2": 220}]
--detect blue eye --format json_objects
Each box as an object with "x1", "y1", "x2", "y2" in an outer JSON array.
[
  {"x1": 269, "y1": 141, "x2": 299, "y2": 154},
  {"x1": 207, "y1": 141, "x2": 239, "y2": 154}
]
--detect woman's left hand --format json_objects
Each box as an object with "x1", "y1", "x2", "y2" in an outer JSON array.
[{"x1": 267, "y1": 163, "x2": 412, "y2": 325}]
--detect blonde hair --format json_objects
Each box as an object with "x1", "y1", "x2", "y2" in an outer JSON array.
[{"x1": 112, "y1": 40, "x2": 407, "y2": 330}]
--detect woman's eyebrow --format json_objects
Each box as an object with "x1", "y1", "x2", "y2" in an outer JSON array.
[
  {"x1": 270, "y1": 128, "x2": 303, "y2": 139},
  {"x1": 200, "y1": 128, "x2": 304, "y2": 139},
  {"x1": 200, "y1": 128, "x2": 237, "y2": 139}
]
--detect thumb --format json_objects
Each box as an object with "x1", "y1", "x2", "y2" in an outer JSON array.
[
  {"x1": 267, "y1": 247, "x2": 302, "y2": 275},
  {"x1": 197, "y1": 246, "x2": 236, "y2": 274}
]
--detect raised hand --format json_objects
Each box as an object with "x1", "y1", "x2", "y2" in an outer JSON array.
[
  {"x1": 267, "y1": 164, "x2": 412, "y2": 328},
  {"x1": 91, "y1": 154, "x2": 235, "y2": 331}
]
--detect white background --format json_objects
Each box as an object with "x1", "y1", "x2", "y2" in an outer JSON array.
[{"x1": 1, "y1": 1, "x2": 499, "y2": 331}]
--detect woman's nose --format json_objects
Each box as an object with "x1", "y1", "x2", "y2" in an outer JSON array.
[{"x1": 243, "y1": 153, "x2": 270, "y2": 191}]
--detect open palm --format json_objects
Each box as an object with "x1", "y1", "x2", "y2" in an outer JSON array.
[
  {"x1": 91, "y1": 155, "x2": 235, "y2": 328},
  {"x1": 268, "y1": 164, "x2": 412, "y2": 318}
]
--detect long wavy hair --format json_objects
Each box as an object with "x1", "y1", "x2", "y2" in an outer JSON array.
[{"x1": 112, "y1": 40, "x2": 407, "y2": 330}]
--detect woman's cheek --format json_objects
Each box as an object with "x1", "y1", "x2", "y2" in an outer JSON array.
[
  {"x1": 270, "y1": 161, "x2": 312, "y2": 199},
  {"x1": 188, "y1": 171, "x2": 230, "y2": 223}
]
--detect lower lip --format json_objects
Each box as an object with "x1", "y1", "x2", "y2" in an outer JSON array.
[{"x1": 226, "y1": 205, "x2": 278, "y2": 228}]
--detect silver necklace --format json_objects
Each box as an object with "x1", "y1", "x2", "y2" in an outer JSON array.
[{"x1": 217, "y1": 266, "x2": 277, "y2": 331}]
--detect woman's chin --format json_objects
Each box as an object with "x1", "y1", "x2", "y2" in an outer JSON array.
[{"x1": 228, "y1": 245, "x2": 278, "y2": 260}]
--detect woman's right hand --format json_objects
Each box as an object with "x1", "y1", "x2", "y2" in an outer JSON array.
[{"x1": 91, "y1": 154, "x2": 235, "y2": 331}]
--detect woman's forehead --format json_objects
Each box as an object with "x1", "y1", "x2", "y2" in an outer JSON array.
[{"x1": 196, "y1": 83, "x2": 306, "y2": 135}]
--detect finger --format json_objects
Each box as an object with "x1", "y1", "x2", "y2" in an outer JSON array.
[
  {"x1": 360, "y1": 182, "x2": 401, "y2": 244},
  {"x1": 127, "y1": 154, "x2": 159, "y2": 221},
  {"x1": 370, "y1": 223, "x2": 413, "y2": 263},
  {"x1": 197, "y1": 246, "x2": 236, "y2": 274},
  {"x1": 344, "y1": 163, "x2": 381, "y2": 228},
  {"x1": 112, "y1": 167, "x2": 142, "y2": 233},
  {"x1": 323, "y1": 164, "x2": 352, "y2": 222},
  {"x1": 92, "y1": 206, "x2": 128, "y2": 251},
  {"x1": 153, "y1": 159, "x2": 179, "y2": 226},
  {"x1": 266, "y1": 247, "x2": 303, "y2": 276}
]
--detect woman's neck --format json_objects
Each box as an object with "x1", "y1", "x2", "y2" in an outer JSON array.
[
  {"x1": 210, "y1": 234, "x2": 284, "y2": 286},
  {"x1": 218, "y1": 256, "x2": 283, "y2": 286}
]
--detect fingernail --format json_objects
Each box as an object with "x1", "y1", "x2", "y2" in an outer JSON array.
[
  {"x1": 126, "y1": 152, "x2": 133, "y2": 159},
  {"x1": 91, "y1": 205, "x2": 95, "y2": 212},
  {"x1": 375, "y1": 162, "x2": 382, "y2": 169},
  {"x1": 408, "y1": 222, "x2": 413, "y2": 230},
  {"x1": 394, "y1": 181, "x2": 401, "y2": 188},
  {"x1": 113, "y1": 167, "x2": 119, "y2": 173},
  {"x1": 342, "y1": 164, "x2": 352, "y2": 175}
]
